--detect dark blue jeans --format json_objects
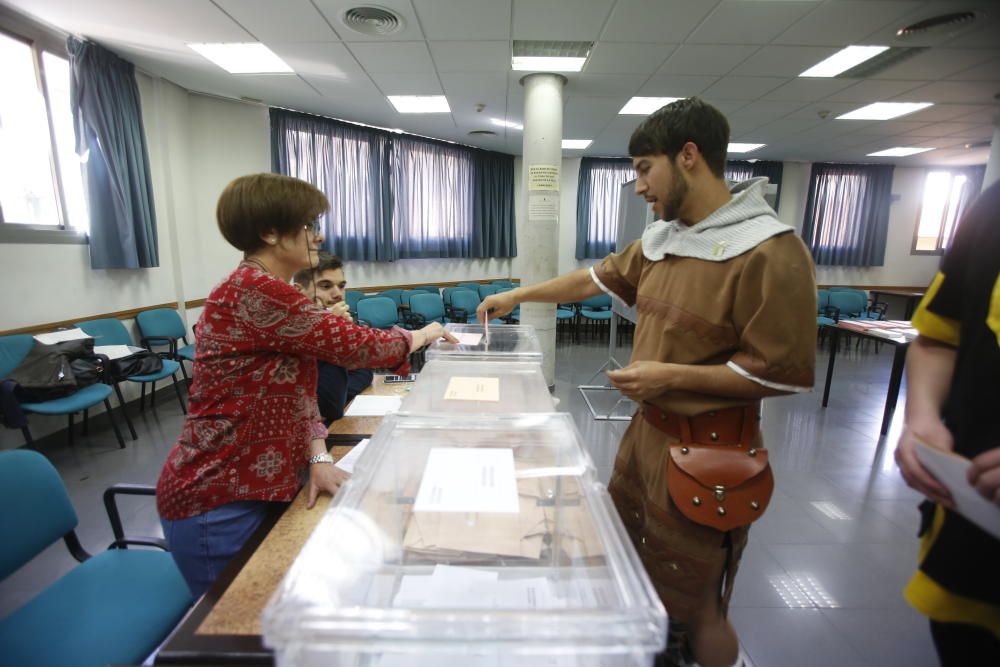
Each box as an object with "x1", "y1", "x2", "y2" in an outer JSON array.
[{"x1": 161, "y1": 500, "x2": 278, "y2": 598}]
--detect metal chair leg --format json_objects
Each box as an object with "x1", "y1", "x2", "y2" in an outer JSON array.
[
  {"x1": 21, "y1": 424, "x2": 33, "y2": 448},
  {"x1": 68, "y1": 413, "x2": 75, "y2": 447},
  {"x1": 149, "y1": 381, "x2": 156, "y2": 408},
  {"x1": 171, "y1": 374, "x2": 187, "y2": 414},
  {"x1": 113, "y1": 383, "x2": 137, "y2": 440},
  {"x1": 140, "y1": 383, "x2": 147, "y2": 412},
  {"x1": 104, "y1": 399, "x2": 126, "y2": 449},
  {"x1": 83, "y1": 408, "x2": 89, "y2": 435}
]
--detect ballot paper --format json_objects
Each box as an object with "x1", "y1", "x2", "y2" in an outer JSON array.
[
  {"x1": 344, "y1": 395, "x2": 402, "y2": 417},
  {"x1": 414, "y1": 448, "x2": 519, "y2": 513},
  {"x1": 916, "y1": 440, "x2": 1000, "y2": 539},
  {"x1": 94, "y1": 345, "x2": 137, "y2": 360},
  {"x1": 443, "y1": 376, "x2": 500, "y2": 402},
  {"x1": 334, "y1": 438, "x2": 370, "y2": 474},
  {"x1": 34, "y1": 328, "x2": 90, "y2": 344},
  {"x1": 453, "y1": 332, "x2": 483, "y2": 346}
]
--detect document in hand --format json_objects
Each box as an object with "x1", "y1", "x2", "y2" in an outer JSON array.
[{"x1": 915, "y1": 440, "x2": 1000, "y2": 539}]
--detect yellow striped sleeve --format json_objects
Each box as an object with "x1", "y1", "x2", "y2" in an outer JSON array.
[
  {"x1": 911, "y1": 272, "x2": 961, "y2": 346},
  {"x1": 987, "y1": 275, "x2": 1000, "y2": 348},
  {"x1": 904, "y1": 506, "x2": 1000, "y2": 639}
]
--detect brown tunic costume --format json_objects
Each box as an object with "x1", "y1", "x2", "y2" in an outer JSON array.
[{"x1": 594, "y1": 223, "x2": 816, "y2": 621}]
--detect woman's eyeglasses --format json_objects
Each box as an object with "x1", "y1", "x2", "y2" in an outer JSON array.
[{"x1": 304, "y1": 220, "x2": 322, "y2": 237}]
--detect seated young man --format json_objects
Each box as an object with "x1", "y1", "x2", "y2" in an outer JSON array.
[{"x1": 293, "y1": 253, "x2": 374, "y2": 425}]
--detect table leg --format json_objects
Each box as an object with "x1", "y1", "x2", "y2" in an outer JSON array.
[
  {"x1": 822, "y1": 327, "x2": 839, "y2": 407},
  {"x1": 880, "y1": 343, "x2": 908, "y2": 435}
]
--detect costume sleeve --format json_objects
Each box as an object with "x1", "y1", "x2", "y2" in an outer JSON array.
[
  {"x1": 727, "y1": 232, "x2": 816, "y2": 393},
  {"x1": 591, "y1": 239, "x2": 645, "y2": 306},
  {"x1": 241, "y1": 275, "x2": 412, "y2": 373},
  {"x1": 910, "y1": 183, "x2": 1000, "y2": 346}
]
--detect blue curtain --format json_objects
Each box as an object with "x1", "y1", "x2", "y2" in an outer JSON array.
[
  {"x1": 270, "y1": 109, "x2": 394, "y2": 261},
  {"x1": 725, "y1": 160, "x2": 783, "y2": 210},
  {"x1": 801, "y1": 163, "x2": 894, "y2": 266},
  {"x1": 576, "y1": 158, "x2": 635, "y2": 259},
  {"x1": 67, "y1": 38, "x2": 158, "y2": 269},
  {"x1": 271, "y1": 109, "x2": 515, "y2": 261}
]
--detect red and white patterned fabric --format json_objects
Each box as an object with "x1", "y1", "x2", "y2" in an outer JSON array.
[{"x1": 157, "y1": 262, "x2": 411, "y2": 520}]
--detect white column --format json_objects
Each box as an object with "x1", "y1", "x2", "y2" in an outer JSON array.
[
  {"x1": 519, "y1": 73, "x2": 565, "y2": 386},
  {"x1": 981, "y1": 111, "x2": 1000, "y2": 192}
]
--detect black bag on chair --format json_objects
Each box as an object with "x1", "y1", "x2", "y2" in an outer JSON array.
[
  {"x1": 106, "y1": 350, "x2": 163, "y2": 380},
  {"x1": 8, "y1": 338, "x2": 98, "y2": 402}
]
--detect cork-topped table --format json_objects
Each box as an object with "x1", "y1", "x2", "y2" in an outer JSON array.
[{"x1": 157, "y1": 375, "x2": 407, "y2": 665}]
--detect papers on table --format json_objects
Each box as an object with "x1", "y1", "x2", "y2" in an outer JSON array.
[
  {"x1": 335, "y1": 438, "x2": 369, "y2": 474},
  {"x1": 452, "y1": 332, "x2": 483, "y2": 346},
  {"x1": 34, "y1": 328, "x2": 90, "y2": 345},
  {"x1": 344, "y1": 395, "x2": 402, "y2": 417},
  {"x1": 414, "y1": 448, "x2": 519, "y2": 514},
  {"x1": 443, "y1": 376, "x2": 500, "y2": 402},
  {"x1": 915, "y1": 440, "x2": 1000, "y2": 539},
  {"x1": 94, "y1": 345, "x2": 137, "y2": 360}
]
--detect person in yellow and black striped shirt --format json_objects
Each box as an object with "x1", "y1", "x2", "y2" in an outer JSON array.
[{"x1": 895, "y1": 180, "x2": 1000, "y2": 665}]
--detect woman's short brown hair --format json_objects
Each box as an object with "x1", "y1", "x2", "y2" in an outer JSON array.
[{"x1": 216, "y1": 173, "x2": 329, "y2": 253}]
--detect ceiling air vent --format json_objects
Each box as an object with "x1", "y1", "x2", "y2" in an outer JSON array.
[
  {"x1": 341, "y1": 6, "x2": 405, "y2": 36},
  {"x1": 838, "y1": 46, "x2": 927, "y2": 78},
  {"x1": 896, "y1": 11, "x2": 979, "y2": 38},
  {"x1": 468, "y1": 130, "x2": 498, "y2": 137}
]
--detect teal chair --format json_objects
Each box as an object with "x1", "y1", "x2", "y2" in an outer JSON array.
[
  {"x1": 75, "y1": 318, "x2": 186, "y2": 441},
  {"x1": 416, "y1": 285, "x2": 441, "y2": 294},
  {"x1": 478, "y1": 284, "x2": 500, "y2": 300},
  {"x1": 344, "y1": 290, "x2": 365, "y2": 317},
  {"x1": 356, "y1": 297, "x2": 400, "y2": 329},
  {"x1": 451, "y1": 289, "x2": 503, "y2": 325},
  {"x1": 400, "y1": 289, "x2": 424, "y2": 309},
  {"x1": 0, "y1": 334, "x2": 126, "y2": 449},
  {"x1": 378, "y1": 289, "x2": 404, "y2": 308},
  {"x1": 0, "y1": 449, "x2": 193, "y2": 667},
  {"x1": 579, "y1": 294, "x2": 613, "y2": 340},
  {"x1": 492, "y1": 280, "x2": 514, "y2": 289},
  {"x1": 135, "y1": 308, "x2": 195, "y2": 381},
  {"x1": 457, "y1": 282, "x2": 481, "y2": 293},
  {"x1": 406, "y1": 293, "x2": 448, "y2": 326},
  {"x1": 442, "y1": 286, "x2": 461, "y2": 306}
]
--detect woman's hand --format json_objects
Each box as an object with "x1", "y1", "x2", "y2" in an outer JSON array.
[
  {"x1": 328, "y1": 301, "x2": 352, "y2": 321},
  {"x1": 477, "y1": 291, "x2": 517, "y2": 323},
  {"x1": 895, "y1": 419, "x2": 955, "y2": 508},
  {"x1": 969, "y1": 447, "x2": 1000, "y2": 506},
  {"x1": 411, "y1": 322, "x2": 459, "y2": 351},
  {"x1": 306, "y1": 462, "x2": 350, "y2": 509}
]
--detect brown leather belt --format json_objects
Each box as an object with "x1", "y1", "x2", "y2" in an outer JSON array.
[{"x1": 641, "y1": 403, "x2": 760, "y2": 447}]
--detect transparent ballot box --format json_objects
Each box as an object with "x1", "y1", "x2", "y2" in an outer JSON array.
[
  {"x1": 262, "y1": 414, "x2": 666, "y2": 666},
  {"x1": 400, "y1": 360, "x2": 554, "y2": 414},
  {"x1": 426, "y1": 323, "x2": 544, "y2": 364}
]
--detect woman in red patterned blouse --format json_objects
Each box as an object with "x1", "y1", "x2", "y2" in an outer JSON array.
[{"x1": 157, "y1": 174, "x2": 455, "y2": 597}]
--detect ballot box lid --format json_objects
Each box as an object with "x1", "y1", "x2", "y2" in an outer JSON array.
[
  {"x1": 400, "y1": 360, "x2": 554, "y2": 415},
  {"x1": 426, "y1": 323, "x2": 544, "y2": 363}
]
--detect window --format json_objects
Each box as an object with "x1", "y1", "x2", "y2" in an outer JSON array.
[
  {"x1": 912, "y1": 170, "x2": 977, "y2": 255},
  {"x1": 0, "y1": 25, "x2": 88, "y2": 233},
  {"x1": 575, "y1": 158, "x2": 635, "y2": 259}
]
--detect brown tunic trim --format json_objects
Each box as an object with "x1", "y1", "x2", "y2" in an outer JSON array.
[
  {"x1": 636, "y1": 295, "x2": 740, "y2": 347},
  {"x1": 730, "y1": 347, "x2": 815, "y2": 388},
  {"x1": 594, "y1": 259, "x2": 637, "y2": 306}
]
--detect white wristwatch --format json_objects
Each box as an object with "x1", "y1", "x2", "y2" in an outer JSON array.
[{"x1": 308, "y1": 453, "x2": 334, "y2": 465}]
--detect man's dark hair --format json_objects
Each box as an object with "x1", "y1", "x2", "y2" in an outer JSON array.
[
  {"x1": 293, "y1": 252, "x2": 343, "y2": 288},
  {"x1": 628, "y1": 97, "x2": 730, "y2": 178}
]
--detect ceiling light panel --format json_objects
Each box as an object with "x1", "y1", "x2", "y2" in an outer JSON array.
[
  {"x1": 837, "y1": 102, "x2": 933, "y2": 120},
  {"x1": 562, "y1": 140, "x2": 593, "y2": 149},
  {"x1": 511, "y1": 57, "x2": 586, "y2": 72},
  {"x1": 387, "y1": 95, "x2": 451, "y2": 113},
  {"x1": 188, "y1": 43, "x2": 293, "y2": 74},
  {"x1": 867, "y1": 147, "x2": 934, "y2": 157},
  {"x1": 512, "y1": 40, "x2": 591, "y2": 72},
  {"x1": 728, "y1": 143, "x2": 765, "y2": 153},
  {"x1": 618, "y1": 97, "x2": 681, "y2": 115},
  {"x1": 799, "y1": 45, "x2": 889, "y2": 78}
]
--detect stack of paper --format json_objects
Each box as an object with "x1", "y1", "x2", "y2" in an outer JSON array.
[{"x1": 344, "y1": 396, "x2": 402, "y2": 417}]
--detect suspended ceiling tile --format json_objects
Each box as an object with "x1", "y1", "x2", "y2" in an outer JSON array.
[
  {"x1": 731, "y1": 45, "x2": 841, "y2": 78},
  {"x1": 773, "y1": 0, "x2": 918, "y2": 46},
  {"x1": 821, "y1": 79, "x2": 927, "y2": 104},
  {"x1": 949, "y1": 54, "x2": 1000, "y2": 81},
  {"x1": 872, "y1": 48, "x2": 999, "y2": 81},
  {"x1": 895, "y1": 80, "x2": 999, "y2": 104},
  {"x1": 861, "y1": 1, "x2": 997, "y2": 48},
  {"x1": 563, "y1": 73, "x2": 649, "y2": 98},
  {"x1": 368, "y1": 71, "x2": 443, "y2": 96},
  {"x1": 511, "y1": 0, "x2": 615, "y2": 41},
  {"x1": 687, "y1": 0, "x2": 818, "y2": 45},
  {"x1": 657, "y1": 44, "x2": 760, "y2": 77},
  {"x1": 270, "y1": 42, "x2": 364, "y2": 78},
  {"x1": 702, "y1": 76, "x2": 788, "y2": 100},
  {"x1": 602, "y1": 0, "x2": 721, "y2": 43},
  {"x1": 412, "y1": 0, "x2": 512, "y2": 40},
  {"x1": 905, "y1": 103, "x2": 993, "y2": 122},
  {"x1": 638, "y1": 74, "x2": 719, "y2": 97},
  {"x1": 585, "y1": 42, "x2": 677, "y2": 75},
  {"x1": 762, "y1": 78, "x2": 858, "y2": 103},
  {"x1": 429, "y1": 41, "x2": 510, "y2": 73},
  {"x1": 348, "y1": 41, "x2": 435, "y2": 73},
  {"x1": 215, "y1": 0, "x2": 339, "y2": 42}
]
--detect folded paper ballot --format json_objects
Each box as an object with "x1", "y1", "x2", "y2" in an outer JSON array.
[
  {"x1": 453, "y1": 332, "x2": 483, "y2": 346},
  {"x1": 915, "y1": 440, "x2": 1000, "y2": 539},
  {"x1": 344, "y1": 395, "x2": 402, "y2": 417},
  {"x1": 34, "y1": 328, "x2": 90, "y2": 345}
]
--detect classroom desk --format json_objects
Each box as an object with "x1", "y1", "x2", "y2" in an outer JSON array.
[
  {"x1": 821, "y1": 323, "x2": 911, "y2": 436},
  {"x1": 325, "y1": 373, "x2": 411, "y2": 442},
  {"x1": 868, "y1": 289, "x2": 925, "y2": 320},
  {"x1": 157, "y1": 375, "x2": 405, "y2": 665}
]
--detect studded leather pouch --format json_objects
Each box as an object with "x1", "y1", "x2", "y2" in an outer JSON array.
[{"x1": 666, "y1": 443, "x2": 773, "y2": 532}]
